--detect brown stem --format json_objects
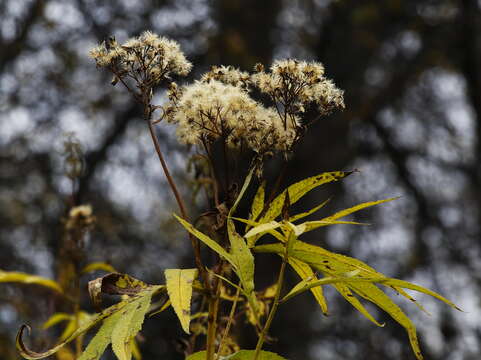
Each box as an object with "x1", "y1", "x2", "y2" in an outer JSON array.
[{"x1": 147, "y1": 121, "x2": 206, "y2": 285}]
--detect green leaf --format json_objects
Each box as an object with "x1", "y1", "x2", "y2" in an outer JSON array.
[
  {"x1": 232, "y1": 217, "x2": 285, "y2": 245},
  {"x1": 164, "y1": 269, "x2": 197, "y2": 334},
  {"x1": 261, "y1": 171, "x2": 352, "y2": 224},
  {"x1": 311, "y1": 197, "x2": 398, "y2": 231},
  {"x1": 185, "y1": 350, "x2": 287, "y2": 360},
  {"x1": 81, "y1": 262, "x2": 117, "y2": 274},
  {"x1": 249, "y1": 181, "x2": 266, "y2": 223},
  {"x1": 225, "y1": 350, "x2": 287, "y2": 359},
  {"x1": 42, "y1": 313, "x2": 72, "y2": 330},
  {"x1": 287, "y1": 258, "x2": 328, "y2": 315},
  {"x1": 230, "y1": 167, "x2": 254, "y2": 216},
  {"x1": 254, "y1": 240, "x2": 460, "y2": 360},
  {"x1": 112, "y1": 291, "x2": 153, "y2": 360},
  {"x1": 289, "y1": 198, "x2": 331, "y2": 222},
  {"x1": 173, "y1": 214, "x2": 233, "y2": 263},
  {"x1": 227, "y1": 220, "x2": 255, "y2": 295},
  {"x1": 0, "y1": 270, "x2": 63, "y2": 294},
  {"x1": 17, "y1": 286, "x2": 163, "y2": 359},
  {"x1": 78, "y1": 310, "x2": 123, "y2": 360},
  {"x1": 148, "y1": 299, "x2": 171, "y2": 318},
  {"x1": 244, "y1": 221, "x2": 282, "y2": 239}
]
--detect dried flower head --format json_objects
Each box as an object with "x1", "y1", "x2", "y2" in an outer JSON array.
[
  {"x1": 66, "y1": 205, "x2": 95, "y2": 230},
  {"x1": 166, "y1": 80, "x2": 296, "y2": 155},
  {"x1": 89, "y1": 31, "x2": 192, "y2": 91},
  {"x1": 200, "y1": 65, "x2": 250, "y2": 88},
  {"x1": 251, "y1": 59, "x2": 344, "y2": 117}
]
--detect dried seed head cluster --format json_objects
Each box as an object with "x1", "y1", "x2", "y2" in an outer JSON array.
[
  {"x1": 166, "y1": 80, "x2": 296, "y2": 155},
  {"x1": 200, "y1": 65, "x2": 250, "y2": 88},
  {"x1": 251, "y1": 59, "x2": 345, "y2": 117},
  {"x1": 89, "y1": 31, "x2": 192, "y2": 91},
  {"x1": 89, "y1": 32, "x2": 344, "y2": 159}
]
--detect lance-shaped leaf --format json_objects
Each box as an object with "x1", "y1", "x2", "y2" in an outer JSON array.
[
  {"x1": 300, "y1": 197, "x2": 397, "y2": 234},
  {"x1": 249, "y1": 181, "x2": 266, "y2": 223},
  {"x1": 173, "y1": 214, "x2": 233, "y2": 263},
  {"x1": 260, "y1": 171, "x2": 352, "y2": 224},
  {"x1": 17, "y1": 290, "x2": 155, "y2": 359},
  {"x1": 288, "y1": 258, "x2": 328, "y2": 315},
  {"x1": 227, "y1": 220, "x2": 255, "y2": 295},
  {"x1": 244, "y1": 221, "x2": 282, "y2": 239},
  {"x1": 253, "y1": 241, "x2": 460, "y2": 360},
  {"x1": 78, "y1": 309, "x2": 123, "y2": 360},
  {"x1": 111, "y1": 290, "x2": 153, "y2": 360},
  {"x1": 164, "y1": 269, "x2": 198, "y2": 334},
  {"x1": 0, "y1": 270, "x2": 63, "y2": 294},
  {"x1": 81, "y1": 262, "x2": 117, "y2": 274},
  {"x1": 289, "y1": 198, "x2": 331, "y2": 222},
  {"x1": 186, "y1": 350, "x2": 287, "y2": 360},
  {"x1": 42, "y1": 313, "x2": 72, "y2": 330},
  {"x1": 17, "y1": 275, "x2": 163, "y2": 360}
]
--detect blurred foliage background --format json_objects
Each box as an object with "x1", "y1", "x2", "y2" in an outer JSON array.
[{"x1": 1, "y1": 0, "x2": 480, "y2": 359}]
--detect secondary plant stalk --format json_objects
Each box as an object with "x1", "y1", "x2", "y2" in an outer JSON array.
[
  {"x1": 147, "y1": 121, "x2": 206, "y2": 284},
  {"x1": 253, "y1": 246, "x2": 289, "y2": 360}
]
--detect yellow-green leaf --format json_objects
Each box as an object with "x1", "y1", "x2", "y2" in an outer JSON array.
[
  {"x1": 17, "y1": 286, "x2": 164, "y2": 359},
  {"x1": 261, "y1": 171, "x2": 352, "y2": 224},
  {"x1": 228, "y1": 220, "x2": 255, "y2": 295},
  {"x1": 42, "y1": 313, "x2": 72, "y2": 330},
  {"x1": 0, "y1": 270, "x2": 63, "y2": 294},
  {"x1": 232, "y1": 217, "x2": 285, "y2": 246},
  {"x1": 112, "y1": 291, "x2": 153, "y2": 360},
  {"x1": 249, "y1": 181, "x2": 265, "y2": 222},
  {"x1": 244, "y1": 221, "x2": 281, "y2": 239},
  {"x1": 289, "y1": 198, "x2": 331, "y2": 222},
  {"x1": 317, "y1": 197, "x2": 398, "y2": 225},
  {"x1": 81, "y1": 262, "x2": 117, "y2": 274},
  {"x1": 173, "y1": 214, "x2": 233, "y2": 263},
  {"x1": 148, "y1": 299, "x2": 171, "y2": 318},
  {"x1": 186, "y1": 350, "x2": 287, "y2": 360},
  {"x1": 288, "y1": 258, "x2": 328, "y2": 315},
  {"x1": 164, "y1": 269, "x2": 197, "y2": 334},
  {"x1": 78, "y1": 310, "x2": 123, "y2": 360},
  {"x1": 231, "y1": 168, "x2": 254, "y2": 215}
]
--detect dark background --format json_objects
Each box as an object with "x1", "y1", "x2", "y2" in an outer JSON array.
[{"x1": 1, "y1": 0, "x2": 480, "y2": 359}]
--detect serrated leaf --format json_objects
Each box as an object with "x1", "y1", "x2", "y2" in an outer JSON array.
[
  {"x1": 288, "y1": 258, "x2": 328, "y2": 315},
  {"x1": 17, "y1": 286, "x2": 164, "y2": 359},
  {"x1": 230, "y1": 167, "x2": 254, "y2": 216},
  {"x1": 112, "y1": 291, "x2": 153, "y2": 360},
  {"x1": 81, "y1": 262, "x2": 117, "y2": 274},
  {"x1": 165, "y1": 269, "x2": 197, "y2": 334},
  {"x1": 227, "y1": 221, "x2": 255, "y2": 295},
  {"x1": 0, "y1": 270, "x2": 63, "y2": 294},
  {"x1": 173, "y1": 214, "x2": 233, "y2": 263},
  {"x1": 78, "y1": 309, "x2": 124, "y2": 360}
]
